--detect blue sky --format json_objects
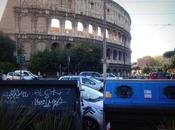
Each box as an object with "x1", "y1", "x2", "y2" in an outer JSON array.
[{"x1": 1, "y1": 0, "x2": 175, "y2": 62}]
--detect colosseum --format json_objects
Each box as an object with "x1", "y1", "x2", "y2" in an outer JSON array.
[{"x1": 0, "y1": 0, "x2": 131, "y2": 76}]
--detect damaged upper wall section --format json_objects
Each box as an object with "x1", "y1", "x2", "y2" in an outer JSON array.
[
  {"x1": 8, "y1": 0, "x2": 130, "y2": 29},
  {"x1": 0, "y1": 0, "x2": 131, "y2": 34}
]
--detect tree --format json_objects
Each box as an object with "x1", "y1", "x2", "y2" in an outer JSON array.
[
  {"x1": 29, "y1": 49, "x2": 67, "y2": 74},
  {"x1": 170, "y1": 55, "x2": 175, "y2": 71},
  {"x1": 0, "y1": 32, "x2": 16, "y2": 63},
  {"x1": 163, "y1": 50, "x2": 175, "y2": 59},
  {"x1": 0, "y1": 32, "x2": 17, "y2": 73},
  {"x1": 29, "y1": 43, "x2": 103, "y2": 74},
  {"x1": 68, "y1": 43, "x2": 102, "y2": 73}
]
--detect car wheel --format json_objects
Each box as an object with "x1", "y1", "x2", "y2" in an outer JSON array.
[{"x1": 83, "y1": 117, "x2": 99, "y2": 130}]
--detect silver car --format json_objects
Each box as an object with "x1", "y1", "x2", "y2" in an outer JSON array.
[
  {"x1": 6, "y1": 72, "x2": 35, "y2": 80},
  {"x1": 59, "y1": 75, "x2": 103, "y2": 91},
  {"x1": 80, "y1": 84, "x2": 103, "y2": 130}
]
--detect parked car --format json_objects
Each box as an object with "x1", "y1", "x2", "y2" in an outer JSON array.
[
  {"x1": 148, "y1": 72, "x2": 170, "y2": 79},
  {"x1": 58, "y1": 75, "x2": 103, "y2": 91},
  {"x1": 80, "y1": 84, "x2": 103, "y2": 130},
  {"x1": 0, "y1": 73, "x2": 3, "y2": 80},
  {"x1": 106, "y1": 73, "x2": 123, "y2": 79},
  {"x1": 14, "y1": 70, "x2": 39, "y2": 80},
  {"x1": 80, "y1": 71, "x2": 123, "y2": 81},
  {"x1": 171, "y1": 73, "x2": 175, "y2": 79},
  {"x1": 79, "y1": 71, "x2": 104, "y2": 81},
  {"x1": 6, "y1": 71, "x2": 37, "y2": 80}
]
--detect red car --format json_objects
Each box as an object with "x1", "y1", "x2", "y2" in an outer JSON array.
[{"x1": 149, "y1": 72, "x2": 170, "y2": 79}]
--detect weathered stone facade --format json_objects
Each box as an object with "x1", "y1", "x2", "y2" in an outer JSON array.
[{"x1": 0, "y1": 0, "x2": 132, "y2": 76}]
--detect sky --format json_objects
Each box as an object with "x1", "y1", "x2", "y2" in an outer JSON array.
[{"x1": 0, "y1": 0, "x2": 175, "y2": 62}]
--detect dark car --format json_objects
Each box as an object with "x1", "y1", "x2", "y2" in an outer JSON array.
[
  {"x1": 0, "y1": 73, "x2": 2, "y2": 80},
  {"x1": 171, "y1": 73, "x2": 175, "y2": 79},
  {"x1": 149, "y1": 72, "x2": 170, "y2": 79}
]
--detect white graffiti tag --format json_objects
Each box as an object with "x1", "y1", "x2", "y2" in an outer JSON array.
[
  {"x1": 33, "y1": 88, "x2": 66, "y2": 110},
  {"x1": 2, "y1": 89, "x2": 29, "y2": 100}
]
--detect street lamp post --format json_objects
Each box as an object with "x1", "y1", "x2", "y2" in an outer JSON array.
[
  {"x1": 68, "y1": 56, "x2": 70, "y2": 74},
  {"x1": 103, "y1": 0, "x2": 107, "y2": 79}
]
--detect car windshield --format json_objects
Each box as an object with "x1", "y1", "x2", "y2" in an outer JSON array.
[
  {"x1": 89, "y1": 77, "x2": 102, "y2": 84},
  {"x1": 81, "y1": 85, "x2": 103, "y2": 101}
]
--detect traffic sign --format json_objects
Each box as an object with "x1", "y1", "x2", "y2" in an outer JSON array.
[{"x1": 16, "y1": 55, "x2": 25, "y2": 64}]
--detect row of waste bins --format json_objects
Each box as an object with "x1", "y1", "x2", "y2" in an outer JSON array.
[{"x1": 0, "y1": 80, "x2": 175, "y2": 130}]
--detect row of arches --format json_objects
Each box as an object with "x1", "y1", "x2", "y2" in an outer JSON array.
[
  {"x1": 107, "y1": 48, "x2": 130, "y2": 63},
  {"x1": 50, "y1": 18, "x2": 129, "y2": 46}
]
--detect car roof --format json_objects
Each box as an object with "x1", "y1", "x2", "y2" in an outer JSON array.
[
  {"x1": 60, "y1": 75, "x2": 84, "y2": 78},
  {"x1": 80, "y1": 71, "x2": 100, "y2": 73}
]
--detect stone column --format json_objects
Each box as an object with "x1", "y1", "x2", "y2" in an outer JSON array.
[
  {"x1": 72, "y1": 20, "x2": 77, "y2": 36},
  {"x1": 47, "y1": 17, "x2": 51, "y2": 34},
  {"x1": 60, "y1": 18, "x2": 65, "y2": 35}
]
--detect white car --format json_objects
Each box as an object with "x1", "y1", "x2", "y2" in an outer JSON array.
[
  {"x1": 58, "y1": 75, "x2": 103, "y2": 91},
  {"x1": 6, "y1": 71, "x2": 37, "y2": 80},
  {"x1": 106, "y1": 73, "x2": 123, "y2": 80},
  {"x1": 14, "y1": 70, "x2": 38, "y2": 80},
  {"x1": 80, "y1": 84, "x2": 103, "y2": 130}
]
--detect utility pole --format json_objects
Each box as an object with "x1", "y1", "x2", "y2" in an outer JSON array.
[{"x1": 103, "y1": 0, "x2": 107, "y2": 79}]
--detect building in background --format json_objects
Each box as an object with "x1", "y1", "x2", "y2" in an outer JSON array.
[{"x1": 0, "y1": 0, "x2": 132, "y2": 76}]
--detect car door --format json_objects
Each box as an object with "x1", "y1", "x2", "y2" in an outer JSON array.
[{"x1": 13, "y1": 72, "x2": 21, "y2": 80}]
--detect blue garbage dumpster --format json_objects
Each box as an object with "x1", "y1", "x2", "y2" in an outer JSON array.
[{"x1": 104, "y1": 79, "x2": 175, "y2": 130}]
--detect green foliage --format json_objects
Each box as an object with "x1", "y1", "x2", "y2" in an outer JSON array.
[
  {"x1": 33, "y1": 113, "x2": 75, "y2": 130},
  {"x1": 69, "y1": 43, "x2": 102, "y2": 73},
  {"x1": 29, "y1": 43, "x2": 103, "y2": 74},
  {"x1": 0, "y1": 62, "x2": 16, "y2": 73},
  {"x1": 29, "y1": 49, "x2": 68, "y2": 74},
  {"x1": 0, "y1": 32, "x2": 16, "y2": 63},
  {"x1": 158, "y1": 114, "x2": 175, "y2": 130},
  {"x1": 0, "y1": 102, "x2": 37, "y2": 130},
  {"x1": 142, "y1": 67, "x2": 152, "y2": 74},
  {"x1": 171, "y1": 55, "x2": 175, "y2": 68},
  {"x1": 0, "y1": 32, "x2": 17, "y2": 73},
  {"x1": 163, "y1": 50, "x2": 175, "y2": 58},
  {"x1": 0, "y1": 101, "x2": 78, "y2": 130}
]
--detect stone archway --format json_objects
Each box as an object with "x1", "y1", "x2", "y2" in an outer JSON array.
[
  {"x1": 51, "y1": 42, "x2": 60, "y2": 50},
  {"x1": 66, "y1": 43, "x2": 72, "y2": 49}
]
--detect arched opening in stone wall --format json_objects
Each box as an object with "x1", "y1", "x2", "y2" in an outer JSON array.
[
  {"x1": 113, "y1": 50, "x2": 117, "y2": 60},
  {"x1": 107, "y1": 48, "x2": 111, "y2": 59},
  {"x1": 66, "y1": 43, "x2": 72, "y2": 49},
  {"x1": 51, "y1": 19, "x2": 60, "y2": 33},
  {"x1": 123, "y1": 53, "x2": 126, "y2": 62},
  {"x1": 51, "y1": 42, "x2": 60, "y2": 50},
  {"x1": 107, "y1": 69, "x2": 111, "y2": 73},
  {"x1": 118, "y1": 32, "x2": 122, "y2": 41},
  {"x1": 65, "y1": 20, "x2": 72, "y2": 33},
  {"x1": 77, "y1": 22, "x2": 84, "y2": 32},
  {"x1": 97, "y1": 27, "x2": 102, "y2": 36},
  {"x1": 113, "y1": 69, "x2": 117, "y2": 75},
  {"x1": 122, "y1": 35, "x2": 126, "y2": 45},
  {"x1": 88, "y1": 24, "x2": 93, "y2": 34}
]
